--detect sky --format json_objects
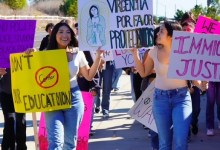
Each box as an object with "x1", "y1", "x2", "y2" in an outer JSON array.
[
  {"x1": 153, "y1": 0, "x2": 207, "y2": 18},
  {"x1": 26, "y1": 0, "x2": 207, "y2": 18}
]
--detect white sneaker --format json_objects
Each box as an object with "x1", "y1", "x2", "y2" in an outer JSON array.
[{"x1": 207, "y1": 129, "x2": 214, "y2": 136}]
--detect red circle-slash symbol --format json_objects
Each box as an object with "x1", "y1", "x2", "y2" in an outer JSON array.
[{"x1": 35, "y1": 66, "x2": 59, "y2": 89}]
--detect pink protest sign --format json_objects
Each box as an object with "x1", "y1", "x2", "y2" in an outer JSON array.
[
  {"x1": 76, "y1": 92, "x2": 93, "y2": 150},
  {"x1": 0, "y1": 20, "x2": 36, "y2": 68},
  {"x1": 194, "y1": 16, "x2": 220, "y2": 34},
  {"x1": 38, "y1": 113, "x2": 48, "y2": 150},
  {"x1": 38, "y1": 92, "x2": 94, "y2": 150}
]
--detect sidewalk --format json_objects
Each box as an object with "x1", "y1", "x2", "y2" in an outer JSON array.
[{"x1": 0, "y1": 73, "x2": 220, "y2": 150}]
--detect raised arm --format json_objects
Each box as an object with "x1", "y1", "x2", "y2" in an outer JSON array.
[
  {"x1": 132, "y1": 48, "x2": 154, "y2": 78},
  {"x1": 80, "y1": 48, "x2": 104, "y2": 81}
]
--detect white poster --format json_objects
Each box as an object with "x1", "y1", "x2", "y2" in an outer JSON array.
[
  {"x1": 113, "y1": 48, "x2": 147, "y2": 68},
  {"x1": 128, "y1": 80, "x2": 157, "y2": 133},
  {"x1": 78, "y1": 0, "x2": 154, "y2": 51},
  {"x1": 90, "y1": 50, "x2": 113, "y2": 62},
  {"x1": 168, "y1": 31, "x2": 220, "y2": 82}
]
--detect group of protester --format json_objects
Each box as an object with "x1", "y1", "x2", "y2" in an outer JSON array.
[{"x1": 0, "y1": 11, "x2": 219, "y2": 150}]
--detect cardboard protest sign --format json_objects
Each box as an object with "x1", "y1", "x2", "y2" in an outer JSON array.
[
  {"x1": 128, "y1": 80, "x2": 157, "y2": 132},
  {"x1": 90, "y1": 50, "x2": 113, "y2": 61},
  {"x1": 38, "y1": 113, "x2": 48, "y2": 150},
  {"x1": 194, "y1": 16, "x2": 220, "y2": 34},
  {"x1": 38, "y1": 92, "x2": 94, "y2": 150},
  {"x1": 76, "y1": 92, "x2": 94, "y2": 150},
  {"x1": 113, "y1": 48, "x2": 147, "y2": 68},
  {"x1": 10, "y1": 50, "x2": 71, "y2": 112},
  {"x1": 168, "y1": 31, "x2": 220, "y2": 81},
  {"x1": 0, "y1": 20, "x2": 36, "y2": 68},
  {"x1": 78, "y1": 0, "x2": 154, "y2": 51}
]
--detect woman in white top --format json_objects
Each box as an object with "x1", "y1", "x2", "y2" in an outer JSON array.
[
  {"x1": 132, "y1": 21, "x2": 204, "y2": 150},
  {"x1": 26, "y1": 22, "x2": 103, "y2": 150}
]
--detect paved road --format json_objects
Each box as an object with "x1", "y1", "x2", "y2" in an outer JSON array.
[{"x1": 34, "y1": 31, "x2": 47, "y2": 49}]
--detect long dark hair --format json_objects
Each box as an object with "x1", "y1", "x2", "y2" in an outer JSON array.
[
  {"x1": 154, "y1": 26, "x2": 160, "y2": 45},
  {"x1": 180, "y1": 11, "x2": 196, "y2": 25},
  {"x1": 89, "y1": 5, "x2": 99, "y2": 19},
  {"x1": 47, "y1": 22, "x2": 78, "y2": 50},
  {"x1": 164, "y1": 21, "x2": 182, "y2": 37}
]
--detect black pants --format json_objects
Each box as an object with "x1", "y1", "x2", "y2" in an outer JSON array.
[
  {"x1": 133, "y1": 73, "x2": 143, "y2": 101},
  {"x1": 0, "y1": 92, "x2": 27, "y2": 150}
]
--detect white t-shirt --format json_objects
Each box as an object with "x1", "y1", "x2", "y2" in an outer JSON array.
[{"x1": 68, "y1": 51, "x2": 88, "y2": 88}]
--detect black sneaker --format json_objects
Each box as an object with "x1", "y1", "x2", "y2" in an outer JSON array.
[
  {"x1": 114, "y1": 88, "x2": 119, "y2": 92},
  {"x1": 192, "y1": 124, "x2": 198, "y2": 135},
  {"x1": 102, "y1": 113, "x2": 109, "y2": 119},
  {"x1": 95, "y1": 107, "x2": 100, "y2": 113},
  {"x1": 187, "y1": 135, "x2": 191, "y2": 143},
  {"x1": 89, "y1": 130, "x2": 95, "y2": 137}
]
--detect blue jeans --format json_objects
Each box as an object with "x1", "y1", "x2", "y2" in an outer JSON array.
[
  {"x1": 206, "y1": 82, "x2": 220, "y2": 129},
  {"x1": 152, "y1": 87, "x2": 192, "y2": 150},
  {"x1": 101, "y1": 61, "x2": 114, "y2": 115},
  {"x1": 45, "y1": 86, "x2": 84, "y2": 150},
  {"x1": 112, "y1": 64, "x2": 122, "y2": 90},
  {"x1": 95, "y1": 86, "x2": 101, "y2": 108},
  {"x1": 130, "y1": 72, "x2": 136, "y2": 102}
]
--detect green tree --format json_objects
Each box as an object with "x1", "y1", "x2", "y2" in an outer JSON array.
[
  {"x1": 208, "y1": 0, "x2": 220, "y2": 20},
  {"x1": 153, "y1": 16, "x2": 159, "y2": 24},
  {"x1": 5, "y1": 0, "x2": 26, "y2": 10},
  {"x1": 191, "y1": 5, "x2": 205, "y2": 20},
  {"x1": 60, "y1": 0, "x2": 78, "y2": 17},
  {"x1": 158, "y1": 16, "x2": 166, "y2": 23},
  {"x1": 174, "y1": 9, "x2": 185, "y2": 22},
  {"x1": 206, "y1": 6, "x2": 217, "y2": 19}
]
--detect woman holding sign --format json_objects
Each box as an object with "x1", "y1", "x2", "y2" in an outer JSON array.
[
  {"x1": 131, "y1": 21, "x2": 206, "y2": 150},
  {"x1": 26, "y1": 22, "x2": 103, "y2": 150}
]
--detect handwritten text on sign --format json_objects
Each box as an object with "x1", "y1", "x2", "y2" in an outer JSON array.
[
  {"x1": 168, "y1": 31, "x2": 220, "y2": 81},
  {"x1": 113, "y1": 48, "x2": 147, "y2": 68},
  {"x1": 90, "y1": 50, "x2": 113, "y2": 61},
  {"x1": 194, "y1": 16, "x2": 220, "y2": 34},
  {"x1": 128, "y1": 80, "x2": 157, "y2": 133},
  {"x1": 10, "y1": 50, "x2": 71, "y2": 112},
  {"x1": 0, "y1": 20, "x2": 36, "y2": 68},
  {"x1": 78, "y1": 0, "x2": 154, "y2": 51}
]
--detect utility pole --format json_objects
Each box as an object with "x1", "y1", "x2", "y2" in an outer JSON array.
[
  {"x1": 165, "y1": 5, "x2": 167, "y2": 18},
  {"x1": 175, "y1": 4, "x2": 176, "y2": 13},
  {"x1": 156, "y1": 0, "x2": 158, "y2": 17}
]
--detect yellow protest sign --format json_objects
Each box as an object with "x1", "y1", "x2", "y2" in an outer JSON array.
[{"x1": 10, "y1": 50, "x2": 71, "y2": 113}]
